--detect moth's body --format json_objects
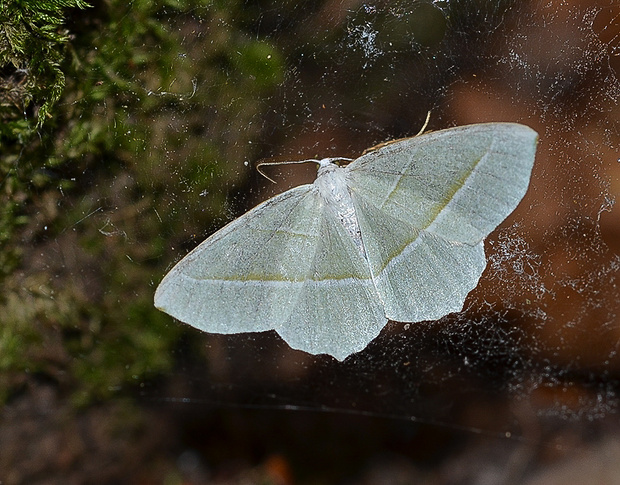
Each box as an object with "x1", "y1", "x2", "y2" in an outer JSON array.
[
  {"x1": 155, "y1": 123, "x2": 538, "y2": 360},
  {"x1": 314, "y1": 159, "x2": 365, "y2": 256}
]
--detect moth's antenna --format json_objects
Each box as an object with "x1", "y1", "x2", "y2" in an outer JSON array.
[
  {"x1": 256, "y1": 158, "x2": 321, "y2": 184},
  {"x1": 256, "y1": 157, "x2": 354, "y2": 183},
  {"x1": 361, "y1": 111, "x2": 433, "y2": 156},
  {"x1": 415, "y1": 111, "x2": 432, "y2": 137}
]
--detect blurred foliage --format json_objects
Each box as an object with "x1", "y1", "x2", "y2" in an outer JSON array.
[
  {"x1": 0, "y1": 0, "x2": 90, "y2": 286},
  {"x1": 0, "y1": 0, "x2": 285, "y2": 405}
]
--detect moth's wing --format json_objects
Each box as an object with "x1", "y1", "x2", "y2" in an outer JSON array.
[
  {"x1": 154, "y1": 185, "x2": 320, "y2": 334},
  {"x1": 276, "y1": 201, "x2": 388, "y2": 361},
  {"x1": 155, "y1": 184, "x2": 385, "y2": 360},
  {"x1": 346, "y1": 123, "x2": 538, "y2": 244},
  {"x1": 346, "y1": 123, "x2": 537, "y2": 322},
  {"x1": 348, "y1": 193, "x2": 486, "y2": 322}
]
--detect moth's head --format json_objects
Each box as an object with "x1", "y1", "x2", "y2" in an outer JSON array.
[{"x1": 316, "y1": 156, "x2": 353, "y2": 173}]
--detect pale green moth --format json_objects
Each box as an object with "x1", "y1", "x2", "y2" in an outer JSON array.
[{"x1": 155, "y1": 123, "x2": 538, "y2": 360}]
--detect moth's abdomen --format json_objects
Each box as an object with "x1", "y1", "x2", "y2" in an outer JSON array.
[{"x1": 315, "y1": 163, "x2": 365, "y2": 256}]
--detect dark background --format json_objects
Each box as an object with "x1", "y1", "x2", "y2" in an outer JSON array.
[{"x1": 1, "y1": 0, "x2": 619, "y2": 483}]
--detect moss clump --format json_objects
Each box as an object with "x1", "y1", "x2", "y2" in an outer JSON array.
[
  {"x1": 0, "y1": 1, "x2": 285, "y2": 404},
  {"x1": 0, "y1": 0, "x2": 91, "y2": 131}
]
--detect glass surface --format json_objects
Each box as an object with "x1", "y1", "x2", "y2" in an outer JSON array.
[{"x1": 1, "y1": 1, "x2": 619, "y2": 483}]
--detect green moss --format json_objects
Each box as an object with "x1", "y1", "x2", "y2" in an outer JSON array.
[
  {"x1": 0, "y1": 0, "x2": 91, "y2": 130},
  {"x1": 0, "y1": 1, "x2": 286, "y2": 405}
]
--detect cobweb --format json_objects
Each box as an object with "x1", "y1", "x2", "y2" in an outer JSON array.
[
  {"x1": 147, "y1": 1, "x2": 620, "y2": 429},
  {"x1": 19, "y1": 0, "x2": 619, "y2": 481}
]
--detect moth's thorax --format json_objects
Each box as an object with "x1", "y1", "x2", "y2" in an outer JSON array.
[
  {"x1": 315, "y1": 161, "x2": 365, "y2": 255},
  {"x1": 315, "y1": 161, "x2": 348, "y2": 202}
]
